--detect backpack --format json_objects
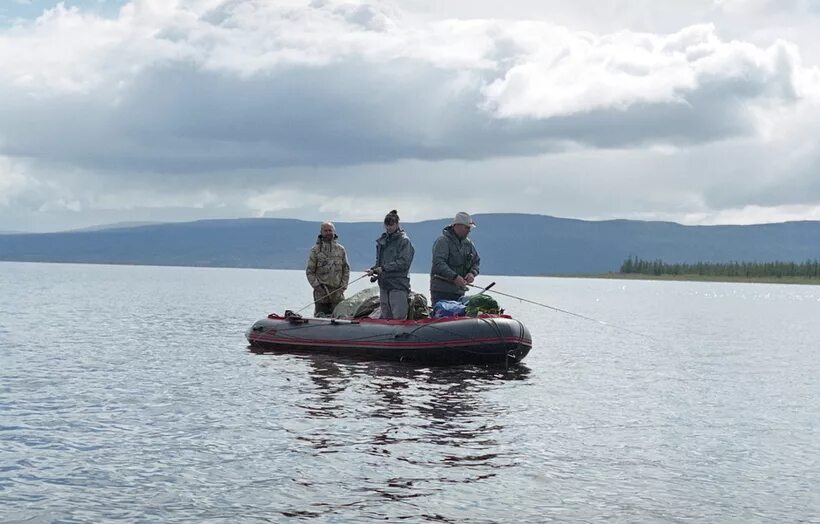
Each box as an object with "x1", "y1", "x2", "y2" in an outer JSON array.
[{"x1": 407, "y1": 292, "x2": 429, "y2": 320}]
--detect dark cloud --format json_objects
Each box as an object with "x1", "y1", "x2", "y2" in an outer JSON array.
[
  {"x1": 1, "y1": 1, "x2": 819, "y2": 232},
  {"x1": 0, "y1": 43, "x2": 803, "y2": 176}
]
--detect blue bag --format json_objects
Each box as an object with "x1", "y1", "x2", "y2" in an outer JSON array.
[{"x1": 432, "y1": 300, "x2": 466, "y2": 318}]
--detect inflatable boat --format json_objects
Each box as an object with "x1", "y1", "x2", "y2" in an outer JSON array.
[{"x1": 246, "y1": 313, "x2": 532, "y2": 366}]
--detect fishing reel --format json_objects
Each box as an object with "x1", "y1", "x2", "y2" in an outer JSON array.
[{"x1": 368, "y1": 267, "x2": 382, "y2": 283}]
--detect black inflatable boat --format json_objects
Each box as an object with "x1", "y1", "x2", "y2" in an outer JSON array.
[{"x1": 246, "y1": 313, "x2": 532, "y2": 366}]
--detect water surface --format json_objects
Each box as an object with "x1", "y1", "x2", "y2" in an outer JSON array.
[{"x1": 1, "y1": 262, "x2": 818, "y2": 522}]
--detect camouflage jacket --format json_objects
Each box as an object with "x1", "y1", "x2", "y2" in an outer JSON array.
[{"x1": 306, "y1": 236, "x2": 350, "y2": 302}]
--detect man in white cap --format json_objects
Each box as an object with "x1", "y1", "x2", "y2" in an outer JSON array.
[
  {"x1": 429, "y1": 211, "x2": 481, "y2": 306},
  {"x1": 306, "y1": 221, "x2": 350, "y2": 317}
]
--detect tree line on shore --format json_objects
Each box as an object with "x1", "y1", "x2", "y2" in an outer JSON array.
[{"x1": 619, "y1": 257, "x2": 820, "y2": 279}]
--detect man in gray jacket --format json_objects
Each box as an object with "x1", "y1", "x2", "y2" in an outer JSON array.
[
  {"x1": 367, "y1": 209, "x2": 415, "y2": 320},
  {"x1": 430, "y1": 211, "x2": 481, "y2": 306}
]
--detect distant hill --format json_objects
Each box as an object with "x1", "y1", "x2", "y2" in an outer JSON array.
[
  {"x1": 66, "y1": 221, "x2": 162, "y2": 232},
  {"x1": 1, "y1": 214, "x2": 819, "y2": 275}
]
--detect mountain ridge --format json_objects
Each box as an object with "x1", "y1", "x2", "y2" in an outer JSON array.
[{"x1": 1, "y1": 213, "x2": 819, "y2": 275}]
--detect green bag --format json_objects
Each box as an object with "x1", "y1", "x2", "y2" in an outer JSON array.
[{"x1": 464, "y1": 294, "x2": 500, "y2": 316}]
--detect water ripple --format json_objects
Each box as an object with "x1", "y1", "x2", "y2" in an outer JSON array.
[{"x1": 1, "y1": 263, "x2": 818, "y2": 522}]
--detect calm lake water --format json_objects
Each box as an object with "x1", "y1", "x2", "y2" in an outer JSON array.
[{"x1": 1, "y1": 261, "x2": 818, "y2": 522}]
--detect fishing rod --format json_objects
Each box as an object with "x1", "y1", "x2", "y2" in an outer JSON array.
[
  {"x1": 474, "y1": 281, "x2": 496, "y2": 295},
  {"x1": 432, "y1": 274, "x2": 494, "y2": 293},
  {"x1": 294, "y1": 272, "x2": 371, "y2": 315},
  {"x1": 462, "y1": 282, "x2": 657, "y2": 341}
]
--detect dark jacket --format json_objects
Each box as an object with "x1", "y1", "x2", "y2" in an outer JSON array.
[
  {"x1": 430, "y1": 226, "x2": 480, "y2": 295},
  {"x1": 374, "y1": 229, "x2": 414, "y2": 292}
]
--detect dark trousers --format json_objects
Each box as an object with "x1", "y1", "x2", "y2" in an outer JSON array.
[
  {"x1": 430, "y1": 290, "x2": 464, "y2": 307},
  {"x1": 314, "y1": 299, "x2": 341, "y2": 317}
]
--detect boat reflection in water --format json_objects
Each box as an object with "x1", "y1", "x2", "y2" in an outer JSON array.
[{"x1": 255, "y1": 353, "x2": 532, "y2": 519}]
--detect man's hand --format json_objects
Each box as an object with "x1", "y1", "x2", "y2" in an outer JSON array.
[
  {"x1": 366, "y1": 267, "x2": 382, "y2": 276},
  {"x1": 465, "y1": 272, "x2": 475, "y2": 284},
  {"x1": 454, "y1": 275, "x2": 467, "y2": 288}
]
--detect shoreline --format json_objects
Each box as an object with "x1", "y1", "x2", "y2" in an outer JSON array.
[
  {"x1": 3, "y1": 260, "x2": 819, "y2": 285},
  {"x1": 557, "y1": 272, "x2": 820, "y2": 285}
]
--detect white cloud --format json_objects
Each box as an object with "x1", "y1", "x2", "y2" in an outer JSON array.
[
  {"x1": 480, "y1": 24, "x2": 810, "y2": 120},
  {"x1": 246, "y1": 188, "x2": 323, "y2": 216},
  {"x1": 682, "y1": 203, "x2": 820, "y2": 225},
  {"x1": 2, "y1": 3, "x2": 814, "y2": 171},
  {"x1": 246, "y1": 188, "x2": 439, "y2": 222},
  {"x1": 0, "y1": 157, "x2": 34, "y2": 206},
  {"x1": 0, "y1": 0, "x2": 819, "y2": 231}
]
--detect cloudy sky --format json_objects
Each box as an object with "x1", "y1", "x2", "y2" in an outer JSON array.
[{"x1": 2, "y1": 0, "x2": 820, "y2": 232}]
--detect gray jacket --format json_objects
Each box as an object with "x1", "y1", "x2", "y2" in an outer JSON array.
[
  {"x1": 430, "y1": 226, "x2": 481, "y2": 295},
  {"x1": 374, "y1": 229, "x2": 415, "y2": 291}
]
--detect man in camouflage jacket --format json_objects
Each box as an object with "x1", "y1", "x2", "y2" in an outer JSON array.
[{"x1": 306, "y1": 222, "x2": 351, "y2": 317}]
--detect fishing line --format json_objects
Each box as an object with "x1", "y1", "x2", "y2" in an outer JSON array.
[
  {"x1": 294, "y1": 272, "x2": 371, "y2": 314},
  {"x1": 465, "y1": 282, "x2": 659, "y2": 342}
]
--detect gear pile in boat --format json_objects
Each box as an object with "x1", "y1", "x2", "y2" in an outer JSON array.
[{"x1": 329, "y1": 286, "x2": 500, "y2": 320}]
